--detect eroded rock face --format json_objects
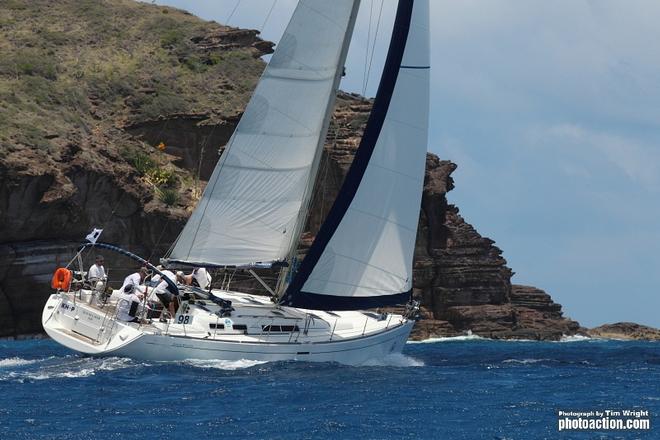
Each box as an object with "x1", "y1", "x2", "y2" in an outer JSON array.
[
  {"x1": 191, "y1": 28, "x2": 275, "y2": 57},
  {"x1": 0, "y1": 158, "x2": 186, "y2": 337}
]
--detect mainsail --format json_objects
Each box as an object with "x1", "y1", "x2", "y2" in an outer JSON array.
[
  {"x1": 282, "y1": 0, "x2": 430, "y2": 310},
  {"x1": 169, "y1": 0, "x2": 361, "y2": 267}
]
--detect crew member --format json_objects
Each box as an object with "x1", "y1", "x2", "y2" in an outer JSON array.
[
  {"x1": 121, "y1": 267, "x2": 149, "y2": 291},
  {"x1": 152, "y1": 267, "x2": 178, "y2": 321},
  {"x1": 116, "y1": 283, "x2": 144, "y2": 323},
  {"x1": 88, "y1": 255, "x2": 106, "y2": 283},
  {"x1": 176, "y1": 267, "x2": 212, "y2": 290}
]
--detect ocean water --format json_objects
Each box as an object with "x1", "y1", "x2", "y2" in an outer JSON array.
[{"x1": 0, "y1": 337, "x2": 658, "y2": 439}]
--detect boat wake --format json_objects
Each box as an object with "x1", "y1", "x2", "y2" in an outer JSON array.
[
  {"x1": 0, "y1": 355, "x2": 138, "y2": 382},
  {"x1": 182, "y1": 358, "x2": 268, "y2": 371},
  {"x1": 0, "y1": 356, "x2": 41, "y2": 368}
]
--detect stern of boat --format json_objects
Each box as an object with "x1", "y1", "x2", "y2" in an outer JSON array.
[{"x1": 42, "y1": 293, "x2": 144, "y2": 356}]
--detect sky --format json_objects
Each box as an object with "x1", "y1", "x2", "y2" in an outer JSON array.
[{"x1": 149, "y1": 0, "x2": 660, "y2": 328}]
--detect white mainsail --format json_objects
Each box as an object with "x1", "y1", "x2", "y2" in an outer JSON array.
[
  {"x1": 169, "y1": 0, "x2": 361, "y2": 267},
  {"x1": 283, "y1": 0, "x2": 430, "y2": 309}
]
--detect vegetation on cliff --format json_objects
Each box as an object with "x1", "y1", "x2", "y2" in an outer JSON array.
[{"x1": 0, "y1": 0, "x2": 271, "y2": 222}]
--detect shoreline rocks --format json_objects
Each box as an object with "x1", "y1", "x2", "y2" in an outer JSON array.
[{"x1": 586, "y1": 322, "x2": 660, "y2": 341}]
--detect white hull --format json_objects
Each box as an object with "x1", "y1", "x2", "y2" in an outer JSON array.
[{"x1": 42, "y1": 290, "x2": 414, "y2": 365}]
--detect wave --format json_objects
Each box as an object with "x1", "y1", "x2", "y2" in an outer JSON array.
[
  {"x1": 410, "y1": 334, "x2": 597, "y2": 344},
  {"x1": 183, "y1": 358, "x2": 267, "y2": 370},
  {"x1": 359, "y1": 353, "x2": 425, "y2": 367},
  {"x1": 0, "y1": 356, "x2": 138, "y2": 382},
  {"x1": 502, "y1": 358, "x2": 552, "y2": 365},
  {"x1": 408, "y1": 333, "x2": 486, "y2": 344},
  {"x1": 0, "y1": 357, "x2": 40, "y2": 368},
  {"x1": 558, "y1": 334, "x2": 591, "y2": 342}
]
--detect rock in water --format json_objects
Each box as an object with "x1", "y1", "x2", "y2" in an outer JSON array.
[{"x1": 587, "y1": 322, "x2": 660, "y2": 340}]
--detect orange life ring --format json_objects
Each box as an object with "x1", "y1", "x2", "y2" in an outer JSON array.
[{"x1": 51, "y1": 268, "x2": 72, "y2": 291}]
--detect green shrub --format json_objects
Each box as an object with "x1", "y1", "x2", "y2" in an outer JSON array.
[
  {"x1": 181, "y1": 56, "x2": 207, "y2": 72},
  {"x1": 160, "y1": 29, "x2": 185, "y2": 48},
  {"x1": 159, "y1": 188, "x2": 178, "y2": 206},
  {"x1": 89, "y1": 75, "x2": 134, "y2": 100},
  {"x1": 139, "y1": 92, "x2": 187, "y2": 119},
  {"x1": 149, "y1": 167, "x2": 176, "y2": 187},
  {"x1": 206, "y1": 53, "x2": 222, "y2": 66},
  {"x1": 15, "y1": 124, "x2": 51, "y2": 150},
  {"x1": 12, "y1": 50, "x2": 57, "y2": 80},
  {"x1": 40, "y1": 29, "x2": 70, "y2": 46},
  {"x1": 128, "y1": 151, "x2": 155, "y2": 175},
  {"x1": 21, "y1": 76, "x2": 55, "y2": 105}
]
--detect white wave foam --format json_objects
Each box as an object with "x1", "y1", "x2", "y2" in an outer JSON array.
[
  {"x1": 1, "y1": 356, "x2": 138, "y2": 381},
  {"x1": 22, "y1": 369, "x2": 97, "y2": 380},
  {"x1": 559, "y1": 334, "x2": 591, "y2": 342},
  {"x1": 183, "y1": 358, "x2": 267, "y2": 370},
  {"x1": 358, "y1": 353, "x2": 425, "y2": 367},
  {"x1": 502, "y1": 358, "x2": 551, "y2": 365},
  {"x1": 408, "y1": 334, "x2": 485, "y2": 344},
  {"x1": 0, "y1": 357, "x2": 39, "y2": 368}
]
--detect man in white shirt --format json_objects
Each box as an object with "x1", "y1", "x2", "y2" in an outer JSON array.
[
  {"x1": 152, "y1": 268, "x2": 178, "y2": 320},
  {"x1": 121, "y1": 267, "x2": 148, "y2": 292},
  {"x1": 88, "y1": 255, "x2": 106, "y2": 282},
  {"x1": 116, "y1": 284, "x2": 144, "y2": 323},
  {"x1": 176, "y1": 267, "x2": 212, "y2": 290},
  {"x1": 192, "y1": 267, "x2": 212, "y2": 290}
]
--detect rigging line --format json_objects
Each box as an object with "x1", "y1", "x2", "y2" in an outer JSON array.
[
  {"x1": 260, "y1": 0, "x2": 278, "y2": 32},
  {"x1": 225, "y1": 0, "x2": 242, "y2": 26},
  {"x1": 147, "y1": 217, "x2": 171, "y2": 264},
  {"x1": 364, "y1": 0, "x2": 385, "y2": 94},
  {"x1": 195, "y1": 122, "x2": 219, "y2": 200},
  {"x1": 362, "y1": 0, "x2": 374, "y2": 96}
]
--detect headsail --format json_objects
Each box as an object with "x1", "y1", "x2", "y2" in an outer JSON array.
[
  {"x1": 168, "y1": 0, "x2": 361, "y2": 267},
  {"x1": 282, "y1": 0, "x2": 430, "y2": 310}
]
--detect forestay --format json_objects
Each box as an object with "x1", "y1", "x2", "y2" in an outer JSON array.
[
  {"x1": 282, "y1": 0, "x2": 430, "y2": 310},
  {"x1": 169, "y1": 0, "x2": 361, "y2": 267}
]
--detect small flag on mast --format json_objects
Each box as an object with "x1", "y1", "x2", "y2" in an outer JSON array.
[{"x1": 86, "y1": 228, "x2": 103, "y2": 244}]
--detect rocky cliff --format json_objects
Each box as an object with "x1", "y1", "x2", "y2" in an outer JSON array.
[{"x1": 0, "y1": 0, "x2": 580, "y2": 340}]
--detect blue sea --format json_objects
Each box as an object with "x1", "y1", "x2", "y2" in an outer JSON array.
[{"x1": 0, "y1": 337, "x2": 658, "y2": 439}]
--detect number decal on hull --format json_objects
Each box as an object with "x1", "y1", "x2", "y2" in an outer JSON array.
[{"x1": 177, "y1": 315, "x2": 192, "y2": 325}]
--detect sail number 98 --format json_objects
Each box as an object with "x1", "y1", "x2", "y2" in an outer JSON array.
[{"x1": 177, "y1": 315, "x2": 192, "y2": 325}]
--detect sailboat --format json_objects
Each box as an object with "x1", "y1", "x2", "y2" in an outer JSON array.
[{"x1": 42, "y1": 0, "x2": 430, "y2": 365}]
